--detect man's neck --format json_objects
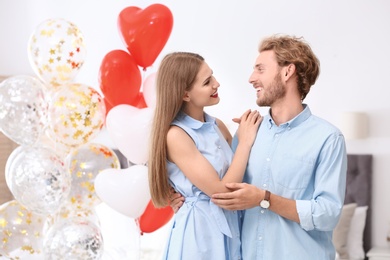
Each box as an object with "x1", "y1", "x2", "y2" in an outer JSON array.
[{"x1": 270, "y1": 101, "x2": 304, "y2": 126}]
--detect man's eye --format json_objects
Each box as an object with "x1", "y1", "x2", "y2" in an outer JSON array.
[{"x1": 204, "y1": 80, "x2": 210, "y2": 85}]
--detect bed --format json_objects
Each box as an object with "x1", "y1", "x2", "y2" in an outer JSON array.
[{"x1": 334, "y1": 154, "x2": 373, "y2": 260}]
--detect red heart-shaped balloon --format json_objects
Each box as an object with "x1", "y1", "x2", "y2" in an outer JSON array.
[
  {"x1": 118, "y1": 4, "x2": 173, "y2": 69},
  {"x1": 99, "y1": 49, "x2": 142, "y2": 107},
  {"x1": 138, "y1": 200, "x2": 174, "y2": 234}
]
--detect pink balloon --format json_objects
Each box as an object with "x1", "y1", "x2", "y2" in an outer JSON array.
[
  {"x1": 105, "y1": 104, "x2": 153, "y2": 164},
  {"x1": 142, "y1": 72, "x2": 156, "y2": 108}
]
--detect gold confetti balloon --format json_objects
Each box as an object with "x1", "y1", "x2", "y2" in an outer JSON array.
[
  {"x1": 27, "y1": 18, "x2": 86, "y2": 88},
  {"x1": 47, "y1": 83, "x2": 106, "y2": 149},
  {"x1": 0, "y1": 200, "x2": 46, "y2": 257},
  {"x1": 64, "y1": 143, "x2": 120, "y2": 211}
]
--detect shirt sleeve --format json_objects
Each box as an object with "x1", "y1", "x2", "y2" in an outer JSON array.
[{"x1": 296, "y1": 132, "x2": 347, "y2": 231}]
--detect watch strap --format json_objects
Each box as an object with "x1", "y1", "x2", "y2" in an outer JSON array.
[{"x1": 264, "y1": 190, "x2": 270, "y2": 201}]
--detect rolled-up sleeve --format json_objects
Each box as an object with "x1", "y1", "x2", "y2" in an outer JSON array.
[{"x1": 297, "y1": 133, "x2": 347, "y2": 231}]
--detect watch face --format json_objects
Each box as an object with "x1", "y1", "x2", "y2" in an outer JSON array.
[{"x1": 260, "y1": 200, "x2": 270, "y2": 209}]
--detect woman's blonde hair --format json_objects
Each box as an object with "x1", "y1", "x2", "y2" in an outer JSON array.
[{"x1": 148, "y1": 52, "x2": 204, "y2": 207}]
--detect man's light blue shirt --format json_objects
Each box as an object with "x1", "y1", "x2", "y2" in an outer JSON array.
[{"x1": 232, "y1": 104, "x2": 347, "y2": 260}]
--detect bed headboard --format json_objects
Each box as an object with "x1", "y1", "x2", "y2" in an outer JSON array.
[{"x1": 344, "y1": 154, "x2": 373, "y2": 254}]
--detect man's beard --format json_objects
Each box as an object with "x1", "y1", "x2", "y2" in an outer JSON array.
[{"x1": 256, "y1": 72, "x2": 286, "y2": 107}]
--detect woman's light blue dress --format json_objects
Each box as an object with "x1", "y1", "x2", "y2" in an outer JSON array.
[{"x1": 162, "y1": 112, "x2": 241, "y2": 260}]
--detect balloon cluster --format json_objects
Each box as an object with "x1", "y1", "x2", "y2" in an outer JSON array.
[
  {"x1": 0, "y1": 17, "x2": 113, "y2": 259},
  {"x1": 96, "y1": 3, "x2": 174, "y2": 236},
  {"x1": 0, "y1": 3, "x2": 174, "y2": 259}
]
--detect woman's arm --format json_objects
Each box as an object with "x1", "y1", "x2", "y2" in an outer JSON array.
[{"x1": 167, "y1": 110, "x2": 261, "y2": 197}]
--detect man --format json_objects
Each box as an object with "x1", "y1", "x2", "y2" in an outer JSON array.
[{"x1": 210, "y1": 35, "x2": 347, "y2": 259}]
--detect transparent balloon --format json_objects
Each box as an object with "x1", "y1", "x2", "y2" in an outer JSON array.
[
  {"x1": 4, "y1": 146, "x2": 23, "y2": 192},
  {"x1": 0, "y1": 200, "x2": 47, "y2": 257},
  {"x1": 43, "y1": 217, "x2": 104, "y2": 260},
  {"x1": 52, "y1": 201, "x2": 101, "y2": 226},
  {"x1": 0, "y1": 75, "x2": 48, "y2": 146},
  {"x1": 5, "y1": 146, "x2": 71, "y2": 215},
  {"x1": 27, "y1": 18, "x2": 86, "y2": 88},
  {"x1": 65, "y1": 143, "x2": 120, "y2": 210},
  {"x1": 47, "y1": 83, "x2": 106, "y2": 149}
]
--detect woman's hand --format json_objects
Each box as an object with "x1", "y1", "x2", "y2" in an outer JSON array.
[{"x1": 235, "y1": 109, "x2": 262, "y2": 147}]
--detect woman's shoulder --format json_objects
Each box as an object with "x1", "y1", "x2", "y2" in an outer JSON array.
[{"x1": 215, "y1": 118, "x2": 232, "y2": 145}]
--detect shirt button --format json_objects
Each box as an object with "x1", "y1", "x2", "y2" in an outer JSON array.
[
  {"x1": 263, "y1": 184, "x2": 267, "y2": 188},
  {"x1": 258, "y1": 236, "x2": 262, "y2": 240},
  {"x1": 266, "y1": 158, "x2": 270, "y2": 162},
  {"x1": 261, "y1": 210, "x2": 264, "y2": 213}
]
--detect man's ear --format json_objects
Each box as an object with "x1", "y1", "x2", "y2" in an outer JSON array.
[
  {"x1": 183, "y1": 91, "x2": 190, "y2": 102},
  {"x1": 284, "y1": 64, "x2": 296, "y2": 80}
]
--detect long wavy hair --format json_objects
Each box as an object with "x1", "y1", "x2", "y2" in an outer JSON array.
[
  {"x1": 259, "y1": 35, "x2": 320, "y2": 101},
  {"x1": 148, "y1": 52, "x2": 204, "y2": 207}
]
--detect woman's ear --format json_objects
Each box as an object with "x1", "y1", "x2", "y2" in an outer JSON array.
[{"x1": 183, "y1": 91, "x2": 190, "y2": 102}]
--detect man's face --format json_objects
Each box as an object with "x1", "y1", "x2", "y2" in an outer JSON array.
[{"x1": 249, "y1": 50, "x2": 286, "y2": 107}]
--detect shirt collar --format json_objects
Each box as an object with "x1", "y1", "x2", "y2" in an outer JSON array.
[
  {"x1": 267, "y1": 104, "x2": 311, "y2": 129},
  {"x1": 176, "y1": 111, "x2": 216, "y2": 130}
]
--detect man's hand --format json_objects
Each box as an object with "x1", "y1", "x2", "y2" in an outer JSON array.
[
  {"x1": 169, "y1": 187, "x2": 184, "y2": 213},
  {"x1": 211, "y1": 183, "x2": 261, "y2": 210}
]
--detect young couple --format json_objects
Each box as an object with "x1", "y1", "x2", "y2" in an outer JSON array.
[{"x1": 148, "y1": 34, "x2": 347, "y2": 260}]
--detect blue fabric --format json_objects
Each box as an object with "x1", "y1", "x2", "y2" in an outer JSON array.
[
  {"x1": 233, "y1": 104, "x2": 347, "y2": 260},
  {"x1": 163, "y1": 111, "x2": 241, "y2": 260}
]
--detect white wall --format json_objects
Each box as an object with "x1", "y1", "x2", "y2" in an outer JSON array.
[{"x1": 1, "y1": 0, "x2": 390, "y2": 252}]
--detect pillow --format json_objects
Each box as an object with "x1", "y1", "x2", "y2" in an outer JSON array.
[
  {"x1": 333, "y1": 203, "x2": 357, "y2": 259},
  {"x1": 347, "y1": 206, "x2": 368, "y2": 260}
]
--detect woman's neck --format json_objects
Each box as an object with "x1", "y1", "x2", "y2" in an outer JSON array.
[{"x1": 182, "y1": 106, "x2": 205, "y2": 122}]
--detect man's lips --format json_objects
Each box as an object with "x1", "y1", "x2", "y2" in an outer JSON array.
[{"x1": 255, "y1": 87, "x2": 262, "y2": 97}]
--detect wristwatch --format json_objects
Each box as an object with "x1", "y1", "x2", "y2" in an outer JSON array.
[{"x1": 260, "y1": 190, "x2": 270, "y2": 209}]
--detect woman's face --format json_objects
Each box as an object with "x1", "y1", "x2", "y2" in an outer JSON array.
[{"x1": 185, "y1": 61, "x2": 220, "y2": 108}]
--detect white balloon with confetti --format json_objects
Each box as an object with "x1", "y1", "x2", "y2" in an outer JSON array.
[
  {"x1": 27, "y1": 18, "x2": 86, "y2": 88},
  {"x1": 47, "y1": 83, "x2": 106, "y2": 149},
  {"x1": 0, "y1": 75, "x2": 48, "y2": 146},
  {"x1": 5, "y1": 146, "x2": 71, "y2": 216},
  {"x1": 43, "y1": 217, "x2": 104, "y2": 260}
]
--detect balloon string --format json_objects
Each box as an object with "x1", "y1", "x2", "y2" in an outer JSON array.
[
  {"x1": 134, "y1": 218, "x2": 142, "y2": 260},
  {"x1": 140, "y1": 68, "x2": 147, "y2": 93}
]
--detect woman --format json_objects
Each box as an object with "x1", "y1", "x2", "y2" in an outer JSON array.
[{"x1": 148, "y1": 52, "x2": 261, "y2": 259}]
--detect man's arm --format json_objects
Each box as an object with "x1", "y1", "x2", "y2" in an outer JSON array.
[
  {"x1": 211, "y1": 182, "x2": 300, "y2": 223},
  {"x1": 169, "y1": 188, "x2": 184, "y2": 213}
]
